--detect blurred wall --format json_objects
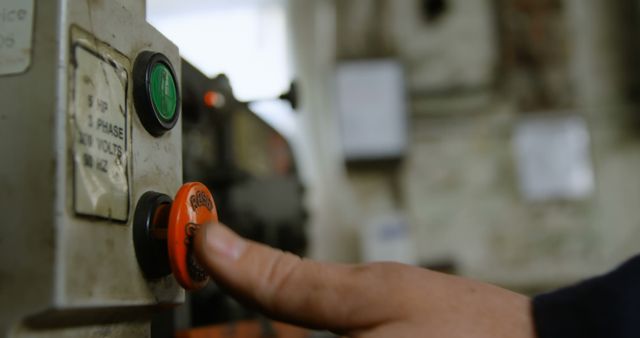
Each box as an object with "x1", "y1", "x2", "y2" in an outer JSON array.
[{"x1": 289, "y1": 0, "x2": 640, "y2": 291}]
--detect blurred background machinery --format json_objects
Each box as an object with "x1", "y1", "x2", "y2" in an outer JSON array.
[
  {"x1": 181, "y1": 61, "x2": 306, "y2": 257},
  {"x1": 163, "y1": 61, "x2": 307, "y2": 333}
]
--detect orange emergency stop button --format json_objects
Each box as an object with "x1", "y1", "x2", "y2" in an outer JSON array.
[{"x1": 167, "y1": 182, "x2": 218, "y2": 290}]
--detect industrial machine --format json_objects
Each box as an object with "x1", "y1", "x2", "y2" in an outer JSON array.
[
  {"x1": 0, "y1": 0, "x2": 192, "y2": 336},
  {"x1": 0, "y1": 1, "x2": 307, "y2": 336}
]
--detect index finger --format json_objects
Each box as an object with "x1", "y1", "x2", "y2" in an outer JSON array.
[{"x1": 193, "y1": 223, "x2": 408, "y2": 332}]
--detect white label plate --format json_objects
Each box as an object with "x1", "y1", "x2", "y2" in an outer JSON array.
[
  {"x1": 0, "y1": 0, "x2": 34, "y2": 75},
  {"x1": 513, "y1": 114, "x2": 594, "y2": 201},
  {"x1": 73, "y1": 46, "x2": 129, "y2": 221}
]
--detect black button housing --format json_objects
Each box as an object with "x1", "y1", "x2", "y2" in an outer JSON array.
[{"x1": 133, "y1": 51, "x2": 180, "y2": 136}]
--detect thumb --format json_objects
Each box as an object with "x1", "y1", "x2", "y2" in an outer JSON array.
[{"x1": 193, "y1": 222, "x2": 405, "y2": 332}]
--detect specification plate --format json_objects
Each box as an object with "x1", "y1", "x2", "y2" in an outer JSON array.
[
  {"x1": 72, "y1": 46, "x2": 129, "y2": 221},
  {"x1": 0, "y1": 0, "x2": 34, "y2": 75}
]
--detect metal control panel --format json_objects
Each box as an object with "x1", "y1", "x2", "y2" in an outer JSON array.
[{"x1": 0, "y1": 1, "x2": 183, "y2": 336}]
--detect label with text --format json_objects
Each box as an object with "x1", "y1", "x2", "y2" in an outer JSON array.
[
  {"x1": 73, "y1": 46, "x2": 129, "y2": 221},
  {"x1": 0, "y1": 0, "x2": 34, "y2": 75}
]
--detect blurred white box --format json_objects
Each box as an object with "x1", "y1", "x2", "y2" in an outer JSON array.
[
  {"x1": 513, "y1": 114, "x2": 594, "y2": 201},
  {"x1": 336, "y1": 59, "x2": 408, "y2": 161}
]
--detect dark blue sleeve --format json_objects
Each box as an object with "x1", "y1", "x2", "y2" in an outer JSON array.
[{"x1": 532, "y1": 255, "x2": 640, "y2": 338}]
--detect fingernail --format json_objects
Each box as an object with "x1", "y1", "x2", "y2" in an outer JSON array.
[{"x1": 205, "y1": 224, "x2": 245, "y2": 260}]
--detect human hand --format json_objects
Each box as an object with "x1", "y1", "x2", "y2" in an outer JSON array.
[{"x1": 194, "y1": 223, "x2": 536, "y2": 338}]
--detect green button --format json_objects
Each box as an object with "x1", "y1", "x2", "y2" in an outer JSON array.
[{"x1": 149, "y1": 63, "x2": 177, "y2": 122}]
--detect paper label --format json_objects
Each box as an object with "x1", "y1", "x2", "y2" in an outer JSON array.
[
  {"x1": 0, "y1": 0, "x2": 34, "y2": 75},
  {"x1": 72, "y1": 46, "x2": 129, "y2": 221}
]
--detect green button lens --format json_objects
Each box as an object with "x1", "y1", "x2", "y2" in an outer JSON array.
[{"x1": 149, "y1": 63, "x2": 177, "y2": 122}]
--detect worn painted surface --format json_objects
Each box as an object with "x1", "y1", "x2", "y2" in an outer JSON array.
[{"x1": 0, "y1": 0, "x2": 183, "y2": 336}]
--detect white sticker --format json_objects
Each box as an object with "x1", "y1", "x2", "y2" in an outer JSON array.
[
  {"x1": 73, "y1": 46, "x2": 129, "y2": 221},
  {"x1": 0, "y1": 0, "x2": 34, "y2": 75}
]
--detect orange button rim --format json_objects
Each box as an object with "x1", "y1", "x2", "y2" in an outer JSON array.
[{"x1": 168, "y1": 182, "x2": 218, "y2": 290}]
